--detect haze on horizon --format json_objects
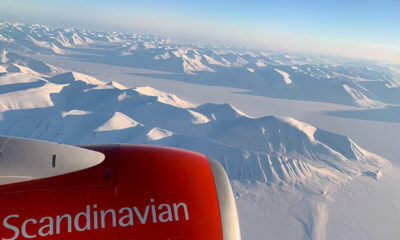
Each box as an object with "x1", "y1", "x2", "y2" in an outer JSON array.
[{"x1": 0, "y1": 0, "x2": 399, "y2": 63}]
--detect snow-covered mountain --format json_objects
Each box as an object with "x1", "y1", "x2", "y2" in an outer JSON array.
[
  {"x1": 1, "y1": 21, "x2": 399, "y2": 108},
  {"x1": 0, "y1": 51, "x2": 393, "y2": 239},
  {"x1": 1, "y1": 21, "x2": 399, "y2": 239}
]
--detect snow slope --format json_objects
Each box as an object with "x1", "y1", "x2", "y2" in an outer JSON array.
[
  {"x1": 0, "y1": 54, "x2": 393, "y2": 239},
  {"x1": 1, "y1": 20, "x2": 399, "y2": 239},
  {"x1": 1, "y1": 21, "x2": 399, "y2": 108}
]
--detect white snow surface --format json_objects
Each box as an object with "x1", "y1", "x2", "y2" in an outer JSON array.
[
  {"x1": 0, "y1": 53, "x2": 393, "y2": 240},
  {"x1": 274, "y1": 68, "x2": 293, "y2": 84},
  {"x1": 1, "y1": 21, "x2": 399, "y2": 240},
  {"x1": 0, "y1": 34, "x2": 14, "y2": 43},
  {"x1": 1, "y1": 50, "x2": 7, "y2": 63},
  {"x1": 108, "y1": 81, "x2": 128, "y2": 90},
  {"x1": 0, "y1": 82, "x2": 64, "y2": 111},
  {"x1": 28, "y1": 36, "x2": 66, "y2": 54},
  {"x1": 247, "y1": 68, "x2": 254, "y2": 73},
  {"x1": 0, "y1": 65, "x2": 7, "y2": 73},
  {"x1": 61, "y1": 109, "x2": 92, "y2": 117},
  {"x1": 342, "y1": 84, "x2": 385, "y2": 108},
  {"x1": 2, "y1": 20, "x2": 399, "y2": 109},
  {"x1": 61, "y1": 72, "x2": 105, "y2": 85},
  {"x1": 95, "y1": 112, "x2": 141, "y2": 132},
  {"x1": 147, "y1": 127, "x2": 173, "y2": 140},
  {"x1": 135, "y1": 86, "x2": 195, "y2": 108}
]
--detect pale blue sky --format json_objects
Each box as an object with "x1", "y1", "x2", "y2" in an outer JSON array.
[{"x1": 0, "y1": 0, "x2": 399, "y2": 62}]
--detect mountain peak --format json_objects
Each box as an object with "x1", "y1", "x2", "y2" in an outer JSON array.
[
  {"x1": 134, "y1": 86, "x2": 195, "y2": 108},
  {"x1": 95, "y1": 112, "x2": 141, "y2": 132},
  {"x1": 48, "y1": 72, "x2": 105, "y2": 85}
]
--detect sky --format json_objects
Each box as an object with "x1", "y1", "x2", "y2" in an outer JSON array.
[{"x1": 0, "y1": 0, "x2": 399, "y2": 62}]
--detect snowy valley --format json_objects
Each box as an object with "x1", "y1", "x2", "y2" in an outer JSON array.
[{"x1": 1, "y1": 21, "x2": 400, "y2": 239}]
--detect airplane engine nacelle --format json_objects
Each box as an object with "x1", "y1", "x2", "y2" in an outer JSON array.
[{"x1": 0, "y1": 137, "x2": 240, "y2": 240}]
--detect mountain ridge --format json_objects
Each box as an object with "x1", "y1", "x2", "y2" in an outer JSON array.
[{"x1": 1, "y1": 21, "x2": 399, "y2": 108}]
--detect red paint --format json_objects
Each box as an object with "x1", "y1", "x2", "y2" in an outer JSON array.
[{"x1": 0, "y1": 145, "x2": 223, "y2": 240}]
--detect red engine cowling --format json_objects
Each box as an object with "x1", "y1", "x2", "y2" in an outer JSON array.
[{"x1": 0, "y1": 137, "x2": 240, "y2": 240}]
